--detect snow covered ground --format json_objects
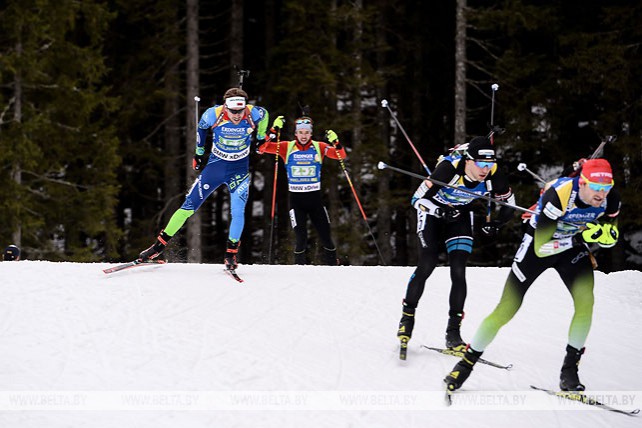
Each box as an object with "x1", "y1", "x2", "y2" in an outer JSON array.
[{"x1": 1, "y1": 261, "x2": 640, "y2": 427}]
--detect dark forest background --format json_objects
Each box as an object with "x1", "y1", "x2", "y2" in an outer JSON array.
[{"x1": 1, "y1": 0, "x2": 641, "y2": 272}]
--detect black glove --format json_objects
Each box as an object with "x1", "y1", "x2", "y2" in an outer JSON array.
[
  {"x1": 443, "y1": 207, "x2": 462, "y2": 223},
  {"x1": 255, "y1": 137, "x2": 266, "y2": 153},
  {"x1": 481, "y1": 220, "x2": 501, "y2": 237},
  {"x1": 192, "y1": 153, "x2": 208, "y2": 171},
  {"x1": 572, "y1": 233, "x2": 587, "y2": 247}
]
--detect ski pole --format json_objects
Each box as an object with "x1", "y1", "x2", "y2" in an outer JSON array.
[
  {"x1": 377, "y1": 161, "x2": 537, "y2": 215},
  {"x1": 517, "y1": 163, "x2": 548, "y2": 185},
  {"x1": 194, "y1": 95, "x2": 201, "y2": 130},
  {"x1": 268, "y1": 129, "x2": 281, "y2": 264},
  {"x1": 485, "y1": 84, "x2": 499, "y2": 222},
  {"x1": 333, "y1": 142, "x2": 386, "y2": 265},
  {"x1": 381, "y1": 99, "x2": 431, "y2": 175}
]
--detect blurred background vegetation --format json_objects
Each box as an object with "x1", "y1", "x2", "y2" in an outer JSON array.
[{"x1": 1, "y1": 0, "x2": 640, "y2": 271}]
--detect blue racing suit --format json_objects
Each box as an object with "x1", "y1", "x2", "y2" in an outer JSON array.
[{"x1": 178, "y1": 104, "x2": 268, "y2": 241}]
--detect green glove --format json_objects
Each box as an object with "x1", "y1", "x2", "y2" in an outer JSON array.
[
  {"x1": 325, "y1": 130, "x2": 338, "y2": 144},
  {"x1": 597, "y1": 224, "x2": 618, "y2": 248},
  {"x1": 272, "y1": 115, "x2": 285, "y2": 130},
  {"x1": 581, "y1": 222, "x2": 603, "y2": 243}
]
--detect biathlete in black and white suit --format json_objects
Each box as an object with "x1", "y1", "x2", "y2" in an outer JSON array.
[
  {"x1": 397, "y1": 136, "x2": 516, "y2": 352},
  {"x1": 259, "y1": 115, "x2": 346, "y2": 265}
]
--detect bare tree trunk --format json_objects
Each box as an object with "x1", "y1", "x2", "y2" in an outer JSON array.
[
  {"x1": 12, "y1": 39, "x2": 23, "y2": 246},
  {"x1": 228, "y1": 0, "x2": 250, "y2": 262},
  {"x1": 375, "y1": 4, "x2": 391, "y2": 265},
  {"x1": 350, "y1": 0, "x2": 365, "y2": 265},
  {"x1": 261, "y1": 0, "x2": 276, "y2": 263},
  {"x1": 163, "y1": 40, "x2": 182, "y2": 261},
  {"x1": 454, "y1": 0, "x2": 467, "y2": 145},
  {"x1": 230, "y1": 0, "x2": 243, "y2": 86},
  {"x1": 185, "y1": 0, "x2": 201, "y2": 262}
]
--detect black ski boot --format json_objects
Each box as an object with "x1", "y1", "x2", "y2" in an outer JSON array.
[
  {"x1": 444, "y1": 345, "x2": 483, "y2": 391},
  {"x1": 322, "y1": 247, "x2": 339, "y2": 266},
  {"x1": 397, "y1": 304, "x2": 415, "y2": 360},
  {"x1": 294, "y1": 249, "x2": 307, "y2": 265},
  {"x1": 224, "y1": 239, "x2": 240, "y2": 270},
  {"x1": 138, "y1": 231, "x2": 171, "y2": 261},
  {"x1": 397, "y1": 305, "x2": 416, "y2": 341},
  {"x1": 559, "y1": 344, "x2": 586, "y2": 391},
  {"x1": 445, "y1": 312, "x2": 466, "y2": 349}
]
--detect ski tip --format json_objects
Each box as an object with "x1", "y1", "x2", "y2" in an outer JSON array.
[
  {"x1": 377, "y1": 161, "x2": 386, "y2": 170},
  {"x1": 102, "y1": 259, "x2": 166, "y2": 274},
  {"x1": 223, "y1": 268, "x2": 245, "y2": 283}
]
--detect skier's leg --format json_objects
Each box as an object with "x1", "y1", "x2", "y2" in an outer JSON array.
[
  {"x1": 556, "y1": 246, "x2": 595, "y2": 391},
  {"x1": 398, "y1": 214, "x2": 441, "y2": 342},
  {"x1": 139, "y1": 164, "x2": 223, "y2": 260},
  {"x1": 444, "y1": 214, "x2": 474, "y2": 348}
]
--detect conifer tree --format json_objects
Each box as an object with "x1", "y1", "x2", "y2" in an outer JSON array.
[{"x1": 0, "y1": 0, "x2": 121, "y2": 261}]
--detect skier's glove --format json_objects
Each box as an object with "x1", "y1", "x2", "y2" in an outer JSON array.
[
  {"x1": 443, "y1": 207, "x2": 462, "y2": 223},
  {"x1": 597, "y1": 223, "x2": 618, "y2": 248},
  {"x1": 481, "y1": 220, "x2": 501, "y2": 237},
  {"x1": 272, "y1": 115, "x2": 285, "y2": 131},
  {"x1": 414, "y1": 198, "x2": 442, "y2": 216},
  {"x1": 255, "y1": 137, "x2": 267, "y2": 153},
  {"x1": 192, "y1": 153, "x2": 208, "y2": 171},
  {"x1": 326, "y1": 130, "x2": 338, "y2": 143},
  {"x1": 581, "y1": 222, "x2": 604, "y2": 243}
]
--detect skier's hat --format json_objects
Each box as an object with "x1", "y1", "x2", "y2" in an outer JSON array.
[
  {"x1": 295, "y1": 116, "x2": 313, "y2": 131},
  {"x1": 465, "y1": 136, "x2": 496, "y2": 161},
  {"x1": 3, "y1": 244, "x2": 20, "y2": 261},
  {"x1": 580, "y1": 158, "x2": 613, "y2": 184},
  {"x1": 223, "y1": 87, "x2": 248, "y2": 110}
]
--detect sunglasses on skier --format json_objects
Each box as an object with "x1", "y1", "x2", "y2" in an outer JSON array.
[
  {"x1": 295, "y1": 118, "x2": 313, "y2": 125},
  {"x1": 227, "y1": 107, "x2": 245, "y2": 114},
  {"x1": 474, "y1": 160, "x2": 495, "y2": 169},
  {"x1": 581, "y1": 174, "x2": 613, "y2": 192}
]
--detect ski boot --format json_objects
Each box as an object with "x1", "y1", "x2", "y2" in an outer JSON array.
[
  {"x1": 445, "y1": 312, "x2": 466, "y2": 350},
  {"x1": 322, "y1": 247, "x2": 339, "y2": 266},
  {"x1": 224, "y1": 239, "x2": 240, "y2": 271},
  {"x1": 397, "y1": 304, "x2": 416, "y2": 360},
  {"x1": 294, "y1": 249, "x2": 307, "y2": 265},
  {"x1": 559, "y1": 344, "x2": 586, "y2": 391},
  {"x1": 444, "y1": 345, "x2": 483, "y2": 391},
  {"x1": 138, "y1": 231, "x2": 171, "y2": 261}
]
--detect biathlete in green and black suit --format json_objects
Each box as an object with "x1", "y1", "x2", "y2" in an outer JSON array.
[{"x1": 445, "y1": 158, "x2": 621, "y2": 392}]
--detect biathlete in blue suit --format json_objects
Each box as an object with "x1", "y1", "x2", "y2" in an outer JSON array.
[{"x1": 139, "y1": 87, "x2": 269, "y2": 270}]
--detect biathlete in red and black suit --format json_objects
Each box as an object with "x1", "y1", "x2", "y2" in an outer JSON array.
[{"x1": 258, "y1": 115, "x2": 346, "y2": 265}]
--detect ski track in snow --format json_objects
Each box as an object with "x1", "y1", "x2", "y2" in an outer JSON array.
[{"x1": 0, "y1": 261, "x2": 640, "y2": 428}]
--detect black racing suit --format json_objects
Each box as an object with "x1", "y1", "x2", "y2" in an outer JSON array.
[{"x1": 403, "y1": 156, "x2": 515, "y2": 317}]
